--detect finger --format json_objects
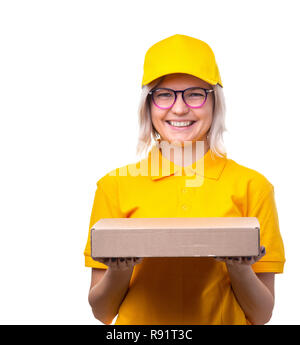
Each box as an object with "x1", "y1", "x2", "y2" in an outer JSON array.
[
  {"x1": 259, "y1": 246, "x2": 266, "y2": 258},
  {"x1": 94, "y1": 257, "x2": 107, "y2": 264},
  {"x1": 125, "y1": 257, "x2": 134, "y2": 267},
  {"x1": 215, "y1": 257, "x2": 226, "y2": 262},
  {"x1": 242, "y1": 256, "x2": 256, "y2": 265},
  {"x1": 247, "y1": 246, "x2": 266, "y2": 265},
  {"x1": 226, "y1": 257, "x2": 234, "y2": 265},
  {"x1": 93, "y1": 257, "x2": 103, "y2": 263},
  {"x1": 118, "y1": 257, "x2": 128, "y2": 270},
  {"x1": 232, "y1": 257, "x2": 242, "y2": 263},
  {"x1": 108, "y1": 257, "x2": 120, "y2": 270},
  {"x1": 123, "y1": 257, "x2": 138, "y2": 269},
  {"x1": 132, "y1": 257, "x2": 138, "y2": 264},
  {"x1": 133, "y1": 257, "x2": 143, "y2": 265}
]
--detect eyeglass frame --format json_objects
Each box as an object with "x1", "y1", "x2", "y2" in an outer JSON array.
[{"x1": 148, "y1": 87, "x2": 214, "y2": 110}]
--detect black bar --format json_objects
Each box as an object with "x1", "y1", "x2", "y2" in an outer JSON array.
[{"x1": 0, "y1": 325, "x2": 299, "y2": 344}]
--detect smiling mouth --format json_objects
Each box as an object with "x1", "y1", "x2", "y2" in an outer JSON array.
[{"x1": 165, "y1": 120, "x2": 196, "y2": 128}]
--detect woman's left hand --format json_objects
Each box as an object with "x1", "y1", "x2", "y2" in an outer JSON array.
[{"x1": 215, "y1": 246, "x2": 266, "y2": 266}]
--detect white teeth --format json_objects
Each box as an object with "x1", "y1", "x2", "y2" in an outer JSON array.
[{"x1": 168, "y1": 121, "x2": 194, "y2": 127}]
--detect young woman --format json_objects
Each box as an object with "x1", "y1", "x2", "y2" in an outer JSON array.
[{"x1": 84, "y1": 34, "x2": 285, "y2": 325}]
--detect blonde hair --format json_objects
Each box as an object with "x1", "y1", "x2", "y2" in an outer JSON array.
[{"x1": 136, "y1": 77, "x2": 227, "y2": 159}]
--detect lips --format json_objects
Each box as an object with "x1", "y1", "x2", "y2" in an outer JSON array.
[{"x1": 165, "y1": 120, "x2": 196, "y2": 129}]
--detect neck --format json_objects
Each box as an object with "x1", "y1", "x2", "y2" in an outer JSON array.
[{"x1": 158, "y1": 139, "x2": 209, "y2": 167}]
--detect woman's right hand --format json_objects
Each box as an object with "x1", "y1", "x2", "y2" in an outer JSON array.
[{"x1": 94, "y1": 257, "x2": 143, "y2": 271}]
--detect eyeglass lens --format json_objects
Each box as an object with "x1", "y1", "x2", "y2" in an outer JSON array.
[{"x1": 152, "y1": 88, "x2": 207, "y2": 108}]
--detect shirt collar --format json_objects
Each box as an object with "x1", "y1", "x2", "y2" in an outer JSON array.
[{"x1": 147, "y1": 143, "x2": 227, "y2": 181}]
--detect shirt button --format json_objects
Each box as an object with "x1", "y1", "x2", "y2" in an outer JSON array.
[
  {"x1": 181, "y1": 204, "x2": 188, "y2": 210},
  {"x1": 182, "y1": 188, "x2": 188, "y2": 194}
]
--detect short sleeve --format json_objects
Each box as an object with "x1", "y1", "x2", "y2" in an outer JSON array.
[
  {"x1": 247, "y1": 181, "x2": 285, "y2": 273},
  {"x1": 84, "y1": 174, "x2": 124, "y2": 269}
]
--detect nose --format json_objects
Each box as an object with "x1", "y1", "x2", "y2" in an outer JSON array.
[{"x1": 171, "y1": 92, "x2": 189, "y2": 115}]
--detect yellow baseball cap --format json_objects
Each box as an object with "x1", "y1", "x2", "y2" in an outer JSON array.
[{"x1": 141, "y1": 34, "x2": 222, "y2": 88}]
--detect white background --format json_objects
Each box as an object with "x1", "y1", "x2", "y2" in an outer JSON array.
[{"x1": 0, "y1": 0, "x2": 299, "y2": 325}]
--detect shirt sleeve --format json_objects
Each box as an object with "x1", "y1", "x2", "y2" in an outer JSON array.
[
  {"x1": 84, "y1": 174, "x2": 124, "y2": 269},
  {"x1": 247, "y1": 180, "x2": 285, "y2": 273}
]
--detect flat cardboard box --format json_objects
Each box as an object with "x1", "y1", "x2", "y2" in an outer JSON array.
[{"x1": 91, "y1": 217, "x2": 260, "y2": 258}]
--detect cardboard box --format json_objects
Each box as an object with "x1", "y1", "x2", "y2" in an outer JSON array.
[{"x1": 91, "y1": 217, "x2": 260, "y2": 258}]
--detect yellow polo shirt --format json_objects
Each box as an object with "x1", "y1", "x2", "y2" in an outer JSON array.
[{"x1": 84, "y1": 144, "x2": 285, "y2": 325}]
